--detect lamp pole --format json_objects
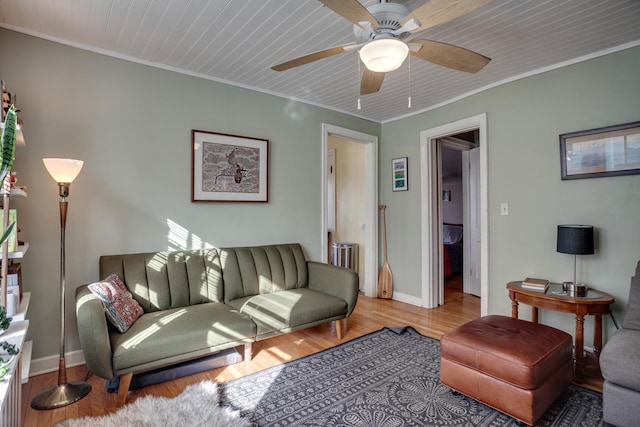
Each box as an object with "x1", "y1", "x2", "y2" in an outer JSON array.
[
  {"x1": 31, "y1": 159, "x2": 91, "y2": 410},
  {"x1": 57, "y1": 183, "x2": 69, "y2": 387}
]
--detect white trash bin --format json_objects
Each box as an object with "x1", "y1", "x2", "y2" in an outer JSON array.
[{"x1": 331, "y1": 242, "x2": 358, "y2": 273}]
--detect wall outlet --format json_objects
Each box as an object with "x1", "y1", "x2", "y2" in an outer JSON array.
[{"x1": 500, "y1": 202, "x2": 509, "y2": 216}]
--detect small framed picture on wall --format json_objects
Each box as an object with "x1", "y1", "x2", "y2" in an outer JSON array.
[{"x1": 392, "y1": 157, "x2": 408, "y2": 192}]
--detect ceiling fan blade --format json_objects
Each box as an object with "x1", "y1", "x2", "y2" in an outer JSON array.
[
  {"x1": 401, "y1": 0, "x2": 493, "y2": 32},
  {"x1": 360, "y1": 68, "x2": 385, "y2": 95},
  {"x1": 271, "y1": 43, "x2": 357, "y2": 71},
  {"x1": 319, "y1": 0, "x2": 379, "y2": 29},
  {"x1": 411, "y1": 39, "x2": 490, "y2": 73}
]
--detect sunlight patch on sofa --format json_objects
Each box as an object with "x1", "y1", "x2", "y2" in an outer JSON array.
[
  {"x1": 122, "y1": 324, "x2": 161, "y2": 349},
  {"x1": 158, "y1": 308, "x2": 188, "y2": 325},
  {"x1": 208, "y1": 323, "x2": 251, "y2": 341},
  {"x1": 76, "y1": 291, "x2": 96, "y2": 311},
  {"x1": 121, "y1": 310, "x2": 187, "y2": 350},
  {"x1": 259, "y1": 275, "x2": 283, "y2": 293},
  {"x1": 146, "y1": 252, "x2": 168, "y2": 274},
  {"x1": 240, "y1": 292, "x2": 304, "y2": 330},
  {"x1": 129, "y1": 281, "x2": 160, "y2": 308}
]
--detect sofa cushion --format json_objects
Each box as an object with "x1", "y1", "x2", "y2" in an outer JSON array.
[
  {"x1": 110, "y1": 302, "x2": 256, "y2": 373},
  {"x1": 100, "y1": 249, "x2": 223, "y2": 312},
  {"x1": 221, "y1": 244, "x2": 308, "y2": 302},
  {"x1": 600, "y1": 328, "x2": 640, "y2": 391},
  {"x1": 227, "y1": 288, "x2": 347, "y2": 338},
  {"x1": 88, "y1": 274, "x2": 144, "y2": 333}
]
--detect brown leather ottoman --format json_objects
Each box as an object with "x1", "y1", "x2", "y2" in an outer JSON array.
[{"x1": 440, "y1": 315, "x2": 573, "y2": 425}]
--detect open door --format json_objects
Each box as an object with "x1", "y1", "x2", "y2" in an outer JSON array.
[
  {"x1": 327, "y1": 149, "x2": 336, "y2": 262},
  {"x1": 420, "y1": 114, "x2": 488, "y2": 315},
  {"x1": 321, "y1": 124, "x2": 378, "y2": 298},
  {"x1": 463, "y1": 148, "x2": 481, "y2": 296}
]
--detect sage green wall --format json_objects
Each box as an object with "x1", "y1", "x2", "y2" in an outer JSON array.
[
  {"x1": 2, "y1": 25, "x2": 638, "y2": 364},
  {"x1": 0, "y1": 28, "x2": 380, "y2": 361},
  {"x1": 381, "y1": 46, "x2": 640, "y2": 345}
]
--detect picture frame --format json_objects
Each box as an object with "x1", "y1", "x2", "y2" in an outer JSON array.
[
  {"x1": 560, "y1": 121, "x2": 640, "y2": 180},
  {"x1": 392, "y1": 157, "x2": 408, "y2": 191},
  {"x1": 191, "y1": 130, "x2": 268, "y2": 202},
  {"x1": 442, "y1": 190, "x2": 451, "y2": 202}
]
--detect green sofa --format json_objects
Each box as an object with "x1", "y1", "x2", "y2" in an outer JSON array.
[{"x1": 75, "y1": 243, "x2": 358, "y2": 406}]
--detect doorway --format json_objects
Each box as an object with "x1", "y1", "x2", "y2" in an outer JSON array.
[
  {"x1": 327, "y1": 136, "x2": 366, "y2": 285},
  {"x1": 441, "y1": 135, "x2": 480, "y2": 299},
  {"x1": 321, "y1": 124, "x2": 378, "y2": 298},
  {"x1": 420, "y1": 114, "x2": 489, "y2": 315}
]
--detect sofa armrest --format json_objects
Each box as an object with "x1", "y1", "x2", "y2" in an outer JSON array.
[
  {"x1": 75, "y1": 285, "x2": 115, "y2": 379},
  {"x1": 307, "y1": 261, "x2": 359, "y2": 317}
]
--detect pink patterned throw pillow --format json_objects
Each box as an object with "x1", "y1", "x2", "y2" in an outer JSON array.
[{"x1": 88, "y1": 274, "x2": 144, "y2": 333}]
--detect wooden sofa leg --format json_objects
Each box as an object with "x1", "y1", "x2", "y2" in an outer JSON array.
[
  {"x1": 117, "y1": 372, "x2": 133, "y2": 407},
  {"x1": 335, "y1": 319, "x2": 344, "y2": 340},
  {"x1": 244, "y1": 342, "x2": 253, "y2": 362}
]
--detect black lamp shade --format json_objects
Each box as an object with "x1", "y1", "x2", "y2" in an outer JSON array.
[{"x1": 557, "y1": 225, "x2": 594, "y2": 255}]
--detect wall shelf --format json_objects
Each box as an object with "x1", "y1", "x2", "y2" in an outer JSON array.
[
  {"x1": 7, "y1": 243, "x2": 28, "y2": 259},
  {"x1": 0, "y1": 188, "x2": 26, "y2": 204},
  {"x1": 9, "y1": 188, "x2": 26, "y2": 198}
]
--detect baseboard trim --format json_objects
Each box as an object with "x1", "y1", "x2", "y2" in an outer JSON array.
[
  {"x1": 391, "y1": 291, "x2": 422, "y2": 307},
  {"x1": 29, "y1": 350, "x2": 87, "y2": 378}
]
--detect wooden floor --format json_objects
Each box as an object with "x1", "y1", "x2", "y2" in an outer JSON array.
[{"x1": 20, "y1": 278, "x2": 602, "y2": 426}]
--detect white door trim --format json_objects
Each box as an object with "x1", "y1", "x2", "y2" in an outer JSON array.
[
  {"x1": 322, "y1": 124, "x2": 379, "y2": 298},
  {"x1": 420, "y1": 114, "x2": 489, "y2": 314}
]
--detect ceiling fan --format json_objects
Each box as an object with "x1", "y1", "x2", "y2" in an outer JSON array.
[{"x1": 272, "y1": 0, "x2": 493, "y2": 95}]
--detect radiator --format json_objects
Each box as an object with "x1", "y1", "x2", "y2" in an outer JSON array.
[{"x1": 0, "y1": 354, "x2": 22, "y2": 427}]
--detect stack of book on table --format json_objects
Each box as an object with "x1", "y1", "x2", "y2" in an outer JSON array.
[{"x1": 521, "y1": 277, "x2": 549, "y2": 292}]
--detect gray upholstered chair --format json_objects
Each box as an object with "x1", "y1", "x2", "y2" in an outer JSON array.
[{"x1": 600, "y1": 260, "x2": 640, "y2": 427}]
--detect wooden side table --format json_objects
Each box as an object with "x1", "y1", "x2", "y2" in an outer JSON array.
[{"x1": 507, "y1": 281, "x2": 614, "y2": 381}]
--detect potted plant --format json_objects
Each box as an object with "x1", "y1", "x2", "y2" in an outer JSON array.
[
  {"x1": 0, "y1": 105, "x2": 19, "y2": 373},
  {"x1": 0, "y1": 104, "x2": 16, "y2": 245},
  {"x1": 0, "y1": 305, "x2": 17, "y2": 377}
]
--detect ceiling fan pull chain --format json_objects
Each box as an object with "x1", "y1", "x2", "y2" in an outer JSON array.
[
  {"x1": 357, "y1": 52, "x2": 362, "y2": 110},
  {"x1": 408, "y1": 54, "x2": 412, "y2": 108}
]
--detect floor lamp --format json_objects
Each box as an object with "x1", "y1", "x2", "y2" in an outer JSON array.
[{"x1": 31, "y1": 158, "x2": 91, "y2": 410}]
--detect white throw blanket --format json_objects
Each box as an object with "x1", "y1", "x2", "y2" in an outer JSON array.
[{"x1": 56, "y1": 381, "x2": 252, "y2": 427}]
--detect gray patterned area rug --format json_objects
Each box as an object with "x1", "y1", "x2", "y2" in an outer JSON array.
[{"x1": 220, "y1": 326, "x2": 603, "y2": 426}]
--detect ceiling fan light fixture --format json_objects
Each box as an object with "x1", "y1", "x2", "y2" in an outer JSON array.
[{"x1": 359, "y1": 38, "x2": 409, "y2": 73}]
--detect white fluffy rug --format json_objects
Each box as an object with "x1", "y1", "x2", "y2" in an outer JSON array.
[{"x1": 56, "y1": 380, "x2": 252, "y2": 427}]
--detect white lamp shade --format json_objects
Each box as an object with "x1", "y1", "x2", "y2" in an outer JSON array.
[
  {"x1": 359, "y1": 39, "x2": 409, "y2": 73},
  {"x1": 43, "y1": 158, "x2": 84, "y2": 183}
]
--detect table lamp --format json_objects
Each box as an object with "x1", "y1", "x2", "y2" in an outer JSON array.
[
  {"x1": 31, "y1": 158, "x2": 91, "y2": 409},
  {"x1": 556, "y1": 224, "x2": 594, "y2": 297}
]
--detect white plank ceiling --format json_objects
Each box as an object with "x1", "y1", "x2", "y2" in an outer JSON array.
[{"x1": 1, "y1": 0, "x2": 639, "y2": 123}]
